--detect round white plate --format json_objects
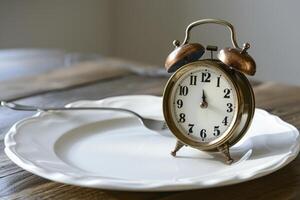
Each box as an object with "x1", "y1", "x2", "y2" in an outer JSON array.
[{"x1": 4, "y1": 95, "x2": 300, "y2": 191}]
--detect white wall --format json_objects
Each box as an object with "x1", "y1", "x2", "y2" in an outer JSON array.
[
  {"x1": 0, "y1": 0, "x2": 299, "y2": 85},
  {"x1": 0, "y1": 0, "x2": 112, "y2": 55},
  {"x1": 113, "y1": 0, "x2": 300, "y2": 85}
]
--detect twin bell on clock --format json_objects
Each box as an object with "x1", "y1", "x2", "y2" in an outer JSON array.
[{"x1": 162, "y1": 19, "x2": 256, "y2": 164}]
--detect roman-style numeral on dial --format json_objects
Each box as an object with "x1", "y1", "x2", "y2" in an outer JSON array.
[
  {"x1": 224, "y1": 88, "x2": 231, "y2": 98},
  {"x1": 188, "y1": 124, "x2": 194, "y2": 135},
  {"x1": 222, "y1": 116, "x2": 228, "y2": 126},
  {"x1": 179, "y1": 86, "x2": 188, "y2": 96},
  {"x1": 227, "y1": 103, "x2": 233, "y2": 112},
  {"x1": 217, "y1": 76, "x2": 221, "y2": 87},
  {"x1": 179, "y1": 113, "x2": 186, "y2": 123},
  {"x1": 177, "y1": 99, "x2": 183, "y2": 108},
  {"x1": 213, "y1": 126, "x2": 220, "y2": 136},
  {"x1": 200, "y1": 129, "x2": 207, "y2": 139},
  {"x1": 201, "y1": 72, "x2": 211, "y2": 82},
  {"x1": 190, "y1": 75, "x2": 197, "y2": 85}
]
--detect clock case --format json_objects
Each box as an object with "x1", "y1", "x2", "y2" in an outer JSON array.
[
  {"x1": 163, "y1": 60, "x2": 255, "y2": 164},
  {"x1": 162, "y1": 19, "x2": 256, "y2": 164}
]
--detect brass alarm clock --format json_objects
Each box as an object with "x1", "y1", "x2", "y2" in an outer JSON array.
[{"x1": 163, "y1": 19, "x2": 256, "y2": 164}]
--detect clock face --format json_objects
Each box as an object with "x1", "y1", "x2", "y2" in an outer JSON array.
[{"x1": 170, "y1": 63, "x2": 238, "y2": 143}]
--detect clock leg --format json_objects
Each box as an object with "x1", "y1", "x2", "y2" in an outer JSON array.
[
  {"x1": 171, "y1": 140, "x2": 184, "y2": 156},
  {"x1": 218, "y1": 144, "x2": 233, "y2": 164}
]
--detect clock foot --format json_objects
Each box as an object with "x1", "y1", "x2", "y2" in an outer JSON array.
[
  {"x1": 218, "y1": 144, "x2": 233, "y2": 164},
  {"x1": 171, "y1": 140, "x2": 184, "y2": 156}
]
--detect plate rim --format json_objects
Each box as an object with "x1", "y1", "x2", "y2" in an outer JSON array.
[{"x1": 4, "y1": 95, "x2": 300, "y2": 191}]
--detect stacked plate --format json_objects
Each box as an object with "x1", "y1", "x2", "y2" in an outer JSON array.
[{"x1": 4, "y1": 95, "x2": 299, "y2": 191}]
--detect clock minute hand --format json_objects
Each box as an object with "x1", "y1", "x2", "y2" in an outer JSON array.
[
  {"x1": 202, "y1": 90, "x2": 206, "y2": 102},
  {"x1": 200, "y1": 89, "x2": 208, "y2": 108}
]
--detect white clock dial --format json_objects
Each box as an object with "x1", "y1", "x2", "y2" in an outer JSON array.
[{"x1": 171, "y1": 65, "x2": 238, "y2": 143}]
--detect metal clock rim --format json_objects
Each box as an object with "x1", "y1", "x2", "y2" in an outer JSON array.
[
  {"x1": 163, "y1": 60, "x2": 241, "y2": 149},
  {"x1": 163, "y1": 60, "x2": 254, "y2": 151}
]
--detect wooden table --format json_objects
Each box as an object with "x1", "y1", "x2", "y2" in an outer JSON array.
[{"x1": 0, "y1": 56, "x2": 300, "y2": 200}]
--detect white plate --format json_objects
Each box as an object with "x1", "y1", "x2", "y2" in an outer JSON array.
[{"x1": 4, "y1": 95, "x2": 300, "y2": 191}]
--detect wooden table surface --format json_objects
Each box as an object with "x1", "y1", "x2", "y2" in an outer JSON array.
[{"x1": 0, "y1": 56, "x2": 300, "y2": 200}]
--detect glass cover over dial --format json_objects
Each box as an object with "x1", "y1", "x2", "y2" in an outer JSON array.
[{"x1": 171, "y1": 64, "x2": 238, "y2": 143}]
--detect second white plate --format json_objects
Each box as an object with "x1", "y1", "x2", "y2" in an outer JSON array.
[{"x1": 4, "y1": 95, "x2": 300, "y2": 191}]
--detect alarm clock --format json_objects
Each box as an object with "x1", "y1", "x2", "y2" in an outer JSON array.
[{"x1": 163, "y1": 19, "x2": 256, "y2": 164}]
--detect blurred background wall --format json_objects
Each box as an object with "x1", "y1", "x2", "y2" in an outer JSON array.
[
  {"x1": 0, "y1": 0, "x2": 112, "y2": 55},
  {"x1": 0, "y1": 0, "x2": 299, "y2": 85}
]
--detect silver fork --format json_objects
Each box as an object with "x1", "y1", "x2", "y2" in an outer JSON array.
[{"x1": 0, "y1": 101, "x2": 171, "y2": 136}]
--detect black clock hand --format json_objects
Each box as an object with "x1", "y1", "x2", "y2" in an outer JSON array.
[
  {"x1": 202, "y1": 90, "x2": 206, "y2": 102},
  {"x1": 200, "y1": 89, "x2": 208, "y2": 108}
]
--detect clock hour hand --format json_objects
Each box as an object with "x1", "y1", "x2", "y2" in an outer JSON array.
[
  {"x1": 202, "y1": 90, "x2": 206, "y2": 101},
  {"x1": 200, "y1": 89, "x2": 208, "y2": 108}
]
